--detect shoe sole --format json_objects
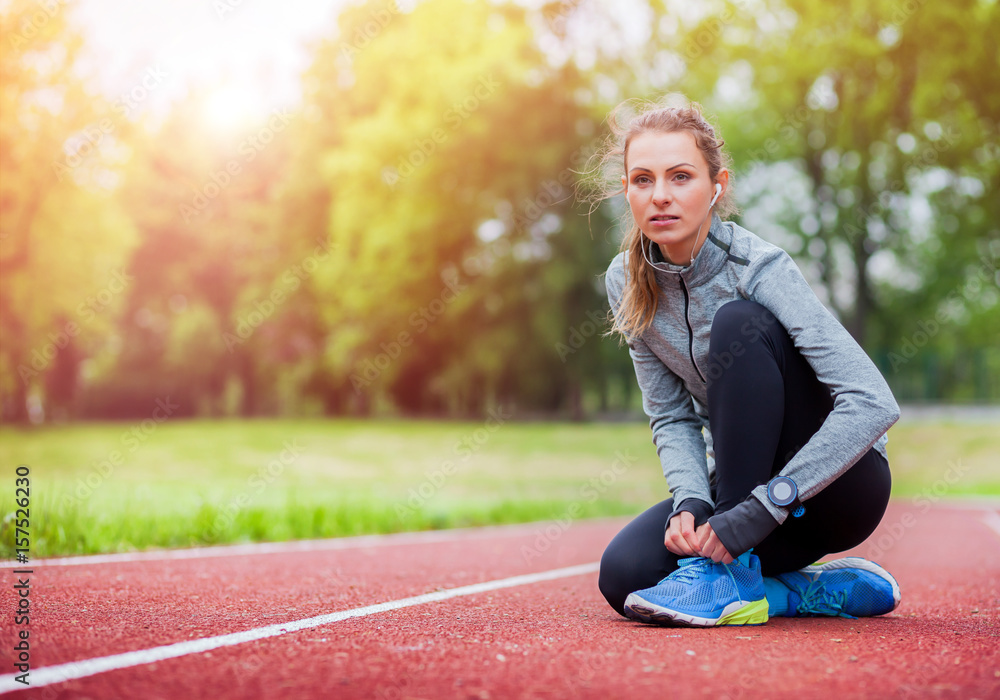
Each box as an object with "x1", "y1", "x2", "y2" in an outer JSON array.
[
  {"x1": 623, "y1": 595, "x2": 768, "y2": 627},
  {"x1": 799, "y1": 557, "x2": 901, "y2": 613}
]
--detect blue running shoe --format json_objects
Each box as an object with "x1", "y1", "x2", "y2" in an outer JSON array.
[
  {"x1": 623, "y1": 551, "x2": 768, "y2": 627},
  {"x1": 773, "y1": 557, "x2": 901, "y2": 619}
]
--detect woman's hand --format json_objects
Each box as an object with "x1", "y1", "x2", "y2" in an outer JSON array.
[
  {"x1": 664, "y1": 511, "x2": 702, "y2": 556},
  {"x1": 696, "y1": 522, "x2": 733, "y2": 564}
]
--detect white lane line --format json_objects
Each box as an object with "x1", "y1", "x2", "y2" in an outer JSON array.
[
  {"x1": 0, "y1": 519, "x2": 624, "y2": 568},
  {"x1": 0, "y1": 561, "x2": 599, "y2": 693},
  {"x1": 981, "y1": 510, "x2": 1000, "y2": 541},
  {"x1": 925, "y1": 499, "x2": 1000, "y2": 512}
]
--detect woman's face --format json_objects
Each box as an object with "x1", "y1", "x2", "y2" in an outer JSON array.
[{"x1": 622, "y1": 129, "x2": 728, "y2": 265}]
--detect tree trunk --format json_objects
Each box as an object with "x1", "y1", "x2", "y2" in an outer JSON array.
[
  {"x1": 238, "y1": 351, "x2": 257, "y2": 417},
  {"x1": 3, "y1": 370, "x2": 29, "y2": 424},
  {"x1": 849, "y1": 234, "x2": 872, "y2": 346}
]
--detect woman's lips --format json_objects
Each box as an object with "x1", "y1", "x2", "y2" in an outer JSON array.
[{"x1": 649, "y1": 214, "x2": 680, "y2": 226}]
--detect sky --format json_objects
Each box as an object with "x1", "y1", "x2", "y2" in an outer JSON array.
[
  {"x1": 70, "y1": 0, "x2": 346, "y2": 128},
  {"x1": 66, "y1": 0, "x2": 655, "y2": 130}
]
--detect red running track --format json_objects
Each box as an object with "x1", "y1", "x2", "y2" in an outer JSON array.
[{"x1": 2, "y1": 502, "x2": 998, "y2": 699}]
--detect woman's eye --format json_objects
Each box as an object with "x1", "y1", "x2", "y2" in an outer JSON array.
[{"x1": 674, "y1": 173, "x2": 690, "y2": 182}]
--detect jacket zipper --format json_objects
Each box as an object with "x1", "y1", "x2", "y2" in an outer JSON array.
[{"x1": 679, "y1": 277, "x2": 707, "y2": 383}]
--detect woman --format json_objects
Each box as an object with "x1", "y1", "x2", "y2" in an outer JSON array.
[{"x1": 590, "y1": 97, "x2": 901, "y2": 627}]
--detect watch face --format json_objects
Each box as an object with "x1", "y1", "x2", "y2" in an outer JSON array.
[
  {"x1": 768, "y1": 476, "x2": 797, "y2": 506},
  {"x1": 772, "y1": 481, "x2": 793, "y2": 502}
]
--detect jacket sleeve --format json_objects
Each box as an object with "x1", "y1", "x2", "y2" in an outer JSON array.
[
  {"x1": 605, "y1": 258, "x2": 715, "y2": 522},
  {"x1": 709, "y1": 246, "x2": 900, "y2": 553}
]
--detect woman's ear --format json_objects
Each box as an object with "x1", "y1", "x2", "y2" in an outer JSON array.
[
  {"x1": 716, "y1": 168, "x2": 730, "y2": 197},
  {"x1": 621, "y1": 175, "x2": 627, "y2": 192}
]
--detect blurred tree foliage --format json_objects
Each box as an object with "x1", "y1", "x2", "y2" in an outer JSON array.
[
  {"x1": 0, "y1": 0, "x2": 996, "y2": 422},
  {"x1": 1, "y1": 0, "x2": 137, "y2": 422},
  {"x1": 284, "y1": 0, "x2": 625, "y2": 417},
  {"x1": 78, "y1": 93, "x2": 298, "y2": 418}
]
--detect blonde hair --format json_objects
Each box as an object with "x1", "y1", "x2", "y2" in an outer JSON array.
[{"x1": 580, "y1": 95, "x2": 737, "y2": 342}]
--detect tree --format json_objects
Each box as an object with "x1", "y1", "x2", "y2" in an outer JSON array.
[
  {"x1": 293, "y1": 0, "x2": 617, "y2": 416},
  {"x1": 81, "y1": 91, "x2": 298, "y2": 417},
  {"x1": 0, "y1": 0, "x2": 136, "y2": 422}
]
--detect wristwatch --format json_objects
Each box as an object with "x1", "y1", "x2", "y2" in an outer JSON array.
[{"x1": 767, "y1": 476, "x2": 805, "y2": 518}]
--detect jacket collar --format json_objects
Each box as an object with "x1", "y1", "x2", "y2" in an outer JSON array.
[{"x1": 641, "y1": 215, "x2": 731, "y2": 288}]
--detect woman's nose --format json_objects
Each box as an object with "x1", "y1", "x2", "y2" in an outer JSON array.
[{"x1": 652, "y1": 180, "x2": 671, "y2": 205}]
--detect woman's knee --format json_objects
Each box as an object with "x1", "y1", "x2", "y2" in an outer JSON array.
[
  {"x1": 705, "y1": 301, "x2": 786, "y2": 388},
  {"x1": 597, "y1": 499, "x2": 677, "y2": 615},
  {"x1": 598, "y1": 542, "x2": 638, "y2": 616},
  {"x1": 710, "y1": 300, "x2": 778, "y2": 349},
  {"x1": 598, "y1": 534, "x2": 668, "y2": 616}
]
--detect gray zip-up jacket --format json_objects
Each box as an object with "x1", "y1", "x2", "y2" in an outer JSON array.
[{"x1": 605, "y1": 215, "x2": 900, "y2": 555}]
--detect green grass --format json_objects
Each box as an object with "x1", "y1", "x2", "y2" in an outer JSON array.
[{"x1": 1, "y1": 418, "x2": 997, "y2": 558}]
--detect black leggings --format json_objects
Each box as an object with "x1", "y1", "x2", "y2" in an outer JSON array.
[{"x1": 599, "y1": 300, "x2": 892, "y2": 616}]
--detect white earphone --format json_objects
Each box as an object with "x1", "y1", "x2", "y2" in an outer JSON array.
[{"x1": 710, "y1": 182, "x2": 722, "y2": 207}]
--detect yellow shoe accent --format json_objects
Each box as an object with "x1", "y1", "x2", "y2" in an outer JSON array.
[{"x1": 716, "y1": 598, "x2": 769, "y2": 626}]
